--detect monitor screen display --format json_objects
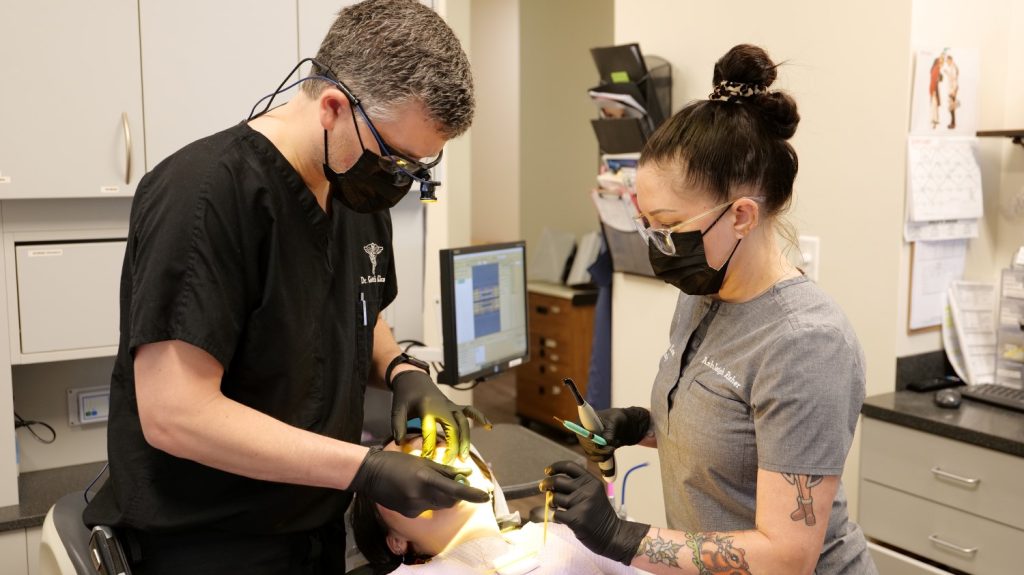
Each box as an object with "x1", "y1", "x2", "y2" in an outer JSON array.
[{"x1": 439, "y1": 242, "x2": 528, "y2": 384}]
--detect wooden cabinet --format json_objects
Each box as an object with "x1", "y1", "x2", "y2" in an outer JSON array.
[
  {"x1": 860, "y1": 418, "x2": 1024, "y2": 574},
  {"x1": 515, "y1": 285, "x2": 596, "y2": 429}
]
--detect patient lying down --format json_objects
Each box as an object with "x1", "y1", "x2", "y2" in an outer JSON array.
[{"x1": 351, "y1": 435, "x2": 642, "y2": 574}]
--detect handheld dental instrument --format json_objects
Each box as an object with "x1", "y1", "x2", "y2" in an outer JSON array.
[
  {"x1": 562, "y1": 377, "x2": 616, "y2": 482},
  {"x1": 553, "y1": 416, "x2": 608, "y2": 446}
]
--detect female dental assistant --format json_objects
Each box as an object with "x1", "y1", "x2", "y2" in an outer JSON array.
[{"x1": 543, "y1": 44, "x2": 877, "y2": 574}]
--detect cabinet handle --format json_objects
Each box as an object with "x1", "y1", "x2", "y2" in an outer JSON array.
[
  {"x1": 928, "y1": 534, "x2": 978, "y2": 556},
  {"x1": 535, "y1": 305, "x2": 561, "y2": 315},
  {"x1": 122, "y1": 112, "x2": 132, "y2": 185},
  {"x1": 549, "y1": 353, "x2": 559, "y2": 362},
  {"x1": 930, "y1": 466, "x2": 980, "y2": 487}
]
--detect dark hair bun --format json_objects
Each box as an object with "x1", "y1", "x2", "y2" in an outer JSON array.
[{"x1": 713, "y1": 44, "x2": 800, "y2": 140}]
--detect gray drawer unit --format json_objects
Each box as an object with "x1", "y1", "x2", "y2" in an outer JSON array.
[
  {"x1": 867, "y1": 542, "x2": 954, "y2": 575},
  {"x1": 861, "y1": 481, "x2": 1024, "y2": 574},
  {"x1": 860, "y1": 418, "x2": 1024, "y2": 574},
  {"x1": 862, "y1": 418, "x2": 1024, "y2": 530},
  {"x1": 15, "y1": 241, "x2": 125, "y2": 355}
]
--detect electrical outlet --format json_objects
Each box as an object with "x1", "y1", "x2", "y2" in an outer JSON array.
[
  {"x1": 798, "y1": 235, "x2": 820, "y2": 281},
  {"x1": 67, "y1": 385, "x2": 110, "y2": 426}
]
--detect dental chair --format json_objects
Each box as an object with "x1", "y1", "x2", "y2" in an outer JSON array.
[{"x1": 39, "y1": 491, "x2": 93, "y2": 575}]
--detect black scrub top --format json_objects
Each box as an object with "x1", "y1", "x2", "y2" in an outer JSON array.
[{"x1": 84, "y1": 123, "x2": 398, "y2": 534}]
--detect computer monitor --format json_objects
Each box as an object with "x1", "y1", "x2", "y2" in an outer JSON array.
[{"x1": 438, "y1": 241, "x2": 529, "y2": 385}]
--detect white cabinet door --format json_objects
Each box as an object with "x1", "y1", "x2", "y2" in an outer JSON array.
[
  {"x1": 0, "y1": 0, "x2": 144, "y2": 199},
  {"x1": 297, "y1": 0, "x2": 433, "y2": 64},
  {"x1": 297, "y1": 0, "x2": 362, "y2": 62},
  {"x1": 25, "y1": 527, "x2": 40, "y2": 575},
  {"x1": 15, "y1": 241, "x2": 125, "y2": 357},
  {"x1": 0, "y1": 529, "x2": 28, "y2": 575},
  {"x1": 140, "y1": 0, "x2": 299, "y2": 170}
]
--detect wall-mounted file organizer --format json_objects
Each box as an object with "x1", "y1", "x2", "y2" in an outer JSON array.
[
  {"x1": 995, "y1": 267, "x2": 1024, "y2": 388},
  {"x1": 588, "y1": 44, "x2": 671, "y2": 277},
  {"x1": 602, "y1": 222, "x2": 655, "y2": 276},
  {"x1": 588, "y1": 43, "x2": 672, "y2": 155}
]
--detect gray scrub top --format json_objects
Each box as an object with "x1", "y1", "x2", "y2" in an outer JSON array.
[{"x1": 650, "y1": 275, "x2": 877, "y2": 574}]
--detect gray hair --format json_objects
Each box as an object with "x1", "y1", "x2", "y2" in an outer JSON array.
[{"x1": 303, "y1": 0, "x2": 474, "y2": 139}]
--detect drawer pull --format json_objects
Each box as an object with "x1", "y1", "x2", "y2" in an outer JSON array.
[
  {"x1": 928, "y1": 534, "x2": 978, "y2": 556},
  {"x1": 930, "y1": 466, "x2": 980, "y2": 487},
  {"x1": 549, "y1": 353, "x2": 560, "y2": 362},
  {"x1": 535, "y1": 305, "x2": 562, "y2": 315}
]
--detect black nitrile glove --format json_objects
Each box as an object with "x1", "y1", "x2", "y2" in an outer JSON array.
[
  {"x1": 390, "y1": 370, "x2": 492, "y2": 463},
  {"x1": 577, "y1": 406, "x2": 651, "y2": 464},
  {"x1": 350, "y1": 446, "x2": 490, "y2": 518},
  {"x1": 541, "y1": 460, "x2": 650, "y2": 566}
]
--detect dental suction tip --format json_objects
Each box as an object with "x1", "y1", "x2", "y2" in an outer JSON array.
[{"x1": 562, "y1": 378, "x2": 585, "y2": 406}]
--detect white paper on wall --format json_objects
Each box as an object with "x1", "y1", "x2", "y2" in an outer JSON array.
[
  {"x1": 906, "y1": 136, "x2": 983, "y2": 222},
  {"x1": 909, "y1": 239, "x2": 968, "y2": 330},
  {"x1": 909, "y1": 48, "x2": 980, "y2": 136},
  {"x1": 903, "y1": 218, "x2": 979, "y2": 242}
]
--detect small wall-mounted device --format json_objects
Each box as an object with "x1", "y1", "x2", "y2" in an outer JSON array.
[{"x1": 67, "y1": 386, "x2": 110, "y2": 426}]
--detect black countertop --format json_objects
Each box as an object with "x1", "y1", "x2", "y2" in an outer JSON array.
[
  {"x1": 0, "y1": 461, "x2": 106, "y2": 532},
  {"x1": 863, "y1": 391, "x2": 1024, "y2": 458}
]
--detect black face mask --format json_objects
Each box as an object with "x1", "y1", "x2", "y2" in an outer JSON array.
[
  {"x1": 323, "y1": 130, "x2": 411, "y2": 214},
  {"x1": 647, "y1": 207, "x2": 741, "y2": 295}
]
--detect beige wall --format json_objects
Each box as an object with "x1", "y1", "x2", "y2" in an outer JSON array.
[
  {"x1": 469, "y1": 0, "x2": 521, "y2": 244},
  {"x1": 469, "y1": 0, "x2": 614, "y2": 250},
  {"x1": 1002, "y1": 2, "x2": 1024, "y2": 266},
  {"x1": 898, "y1": 0, "x2": 1024, "y2": 357},
  {"x1": 519, "y1": 0, "x2": 613, "y2": 252},
  {"x1": 613, "y1": 0, "x2": 915, "y2": 522},
  {"x1": 424, "y1": 0, "x2": 474, "y2": 347}
]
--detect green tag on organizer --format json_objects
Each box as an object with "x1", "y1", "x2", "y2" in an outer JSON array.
[{"x1": 610, "y1": 71, "x2": 630, "y2": 83}]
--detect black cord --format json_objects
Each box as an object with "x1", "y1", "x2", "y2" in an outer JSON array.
[
  {"x1": 397, "y1": 339, "x2": 427, "y2": 352},
  {"x1": 449, "y1": 377, "x2": 485, "y2": 391},
  {"x1": 13, "y1": 412, "x2": 56, "y2": 444},
  {"x1": 83, "y1": 462, "x2": 110, "y2": 504}
]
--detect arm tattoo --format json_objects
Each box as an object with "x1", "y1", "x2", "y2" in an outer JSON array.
[
  {"x1": 684, "y1": 532, "x2": 752, "y2": 575},
  {"x1": 782, "y1": 474, "x2": 823, "y2": 526},
  {"x1": 635, "y1": 528, "x2": 683, "y2": 568}
]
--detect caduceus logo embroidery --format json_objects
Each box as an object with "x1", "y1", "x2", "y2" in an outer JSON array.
[{"x1": 364, "y1": 243, "x2": 384, "y2": 276}]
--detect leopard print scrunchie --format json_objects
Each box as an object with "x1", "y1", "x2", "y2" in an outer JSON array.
[{"x1": 708, "y1": 80, "x2": 768, "y2": 102}]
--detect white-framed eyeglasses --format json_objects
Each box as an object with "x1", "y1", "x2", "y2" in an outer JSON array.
[{"x1": 632, "y1": 196, "x2": 765, "y2": 256}]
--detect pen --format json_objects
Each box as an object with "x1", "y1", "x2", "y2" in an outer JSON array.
[
  {"x1": 360, "y1": 292, "x2": 367, "y2": 326},
  {"x1": 553, "y1": 416, "x2": 608, "y2": 447}
]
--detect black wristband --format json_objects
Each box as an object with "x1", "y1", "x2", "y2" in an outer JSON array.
[{"x1": 385, "y1": 353, "x2": 430, "y2": 389}]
